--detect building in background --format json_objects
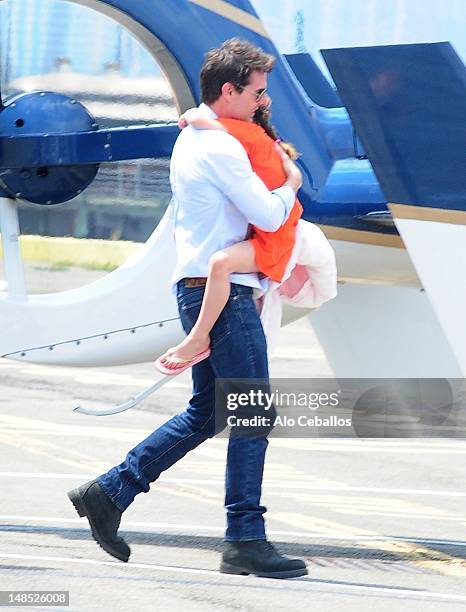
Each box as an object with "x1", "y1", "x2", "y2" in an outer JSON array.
[
  {"x1": 253, "y1": 0, "x2": 465, "y2": 78},
  {"x1": 1, "y1": 0, "x2": 160, "y2": 80}
]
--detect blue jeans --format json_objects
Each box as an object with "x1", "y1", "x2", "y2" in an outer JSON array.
[{"x1": 98, "y1": 281, "x2": 270, "y2": 541}]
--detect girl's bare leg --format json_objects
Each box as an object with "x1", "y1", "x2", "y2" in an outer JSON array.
[{"x1": 161, "y1": 240, "x2": 258, "y2": 367}]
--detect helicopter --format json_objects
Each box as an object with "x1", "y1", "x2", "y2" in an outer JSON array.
[{"x1": 0, "y1": 0, "x2": 464, "y2": 393}]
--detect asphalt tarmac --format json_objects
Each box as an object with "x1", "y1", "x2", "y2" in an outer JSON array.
[{"x1": 2, "y1": 266, "x2": 466, "y2": 611}]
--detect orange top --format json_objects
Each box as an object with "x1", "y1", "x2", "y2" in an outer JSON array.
[{"x1": 217, "y1": 118, "x2": 303, "y2": 282}]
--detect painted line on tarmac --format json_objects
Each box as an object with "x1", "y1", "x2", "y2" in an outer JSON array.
[
  {"x1": 272, "y1": 438, "x2": 466, "y2": 448},
  {"x1": 0, "y1": 361, "x2": 191, "y2": 389},
  {"x1": 1, "y1": 471, "x2": 466, "y2": 499},
  {"x1": 1, "y1": 552, "x2": 466, "y2": 603},
  {"x1": 272, "y1": 444, "x2": 466, "y2": 455},
  {"x1": 3, "y1": 414, "x2": 466, "y2": 454},
  {"x1": 1, "y1": 514, "x2": 466, "y2": 549},
  {"x1": 269, "y1": 513, "x2": 466, "y2": 577}
]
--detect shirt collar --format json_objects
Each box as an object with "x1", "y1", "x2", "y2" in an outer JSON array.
[{"x1": 199, "y1": 102, "x2": 218, "y2": 119}]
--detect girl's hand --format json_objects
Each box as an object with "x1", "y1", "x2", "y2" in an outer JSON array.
[
  {"x1": 178, "y1": 115, "x2": 189, "y2": 129},
  {"x1": 178, "y1": 108, "x2": 199, "y2": 129},
  {"x1": 279, "y1": 141, "x2": 299, "y2": 161}
]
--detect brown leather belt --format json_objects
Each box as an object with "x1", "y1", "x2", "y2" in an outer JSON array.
[{"x1": 183, "y1": 277, "x2": 208, "y2": 287}]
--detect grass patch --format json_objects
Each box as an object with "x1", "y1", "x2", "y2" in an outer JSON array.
[{"x1": 0, "y1": 235, "x2": 141, "y2": 271}]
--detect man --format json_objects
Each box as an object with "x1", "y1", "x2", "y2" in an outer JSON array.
[{"x1": 68, "y1": 38, "x2": 306, "y2": 579}]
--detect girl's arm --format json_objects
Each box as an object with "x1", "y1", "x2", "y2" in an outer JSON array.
[{"x1": 178, "y1": 107, "x2": 228, "y2": 131}]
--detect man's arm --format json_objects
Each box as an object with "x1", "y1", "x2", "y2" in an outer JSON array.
[{"x1": 206, "y1": 132, "x2": 301, "y2": 233}]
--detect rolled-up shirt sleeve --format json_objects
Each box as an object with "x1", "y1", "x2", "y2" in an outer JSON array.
[{"x1": 206, "y1": 132, "x2": 295, "y2": 232}]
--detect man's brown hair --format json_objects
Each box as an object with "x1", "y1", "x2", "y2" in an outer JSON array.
[{"x1": 200, "y1": 38, "x2": 275, "y2": 104}]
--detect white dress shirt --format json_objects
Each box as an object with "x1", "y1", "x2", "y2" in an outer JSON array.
[{"x1": 170, "y1": 103, "x2": 295, "y2": 290}]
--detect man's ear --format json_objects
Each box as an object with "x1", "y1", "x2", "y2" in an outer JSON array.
[{"x1": 220, "y1": 82, "x2": 235, "y2": 99}]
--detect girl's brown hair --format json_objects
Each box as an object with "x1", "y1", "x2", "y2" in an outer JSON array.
[{"x1": 253, "y1": 107, "x2": 300, "y2": 161}]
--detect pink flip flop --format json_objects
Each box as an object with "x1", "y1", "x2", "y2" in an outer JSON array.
[{"x1": 154, "y1": 348, "x2": 211, "y2": 375}]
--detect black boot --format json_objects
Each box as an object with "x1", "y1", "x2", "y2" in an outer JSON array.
[
  {"x1": 68, "y1": 480, "x2": 130, "y2": 563},
  {"x1": 220, "y1": 540, "x2": 307, "y2": 579}
]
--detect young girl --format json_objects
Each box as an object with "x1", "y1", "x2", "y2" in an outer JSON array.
[{"x1": 156, "y1": 105, "x2": 303, "y2": 374}]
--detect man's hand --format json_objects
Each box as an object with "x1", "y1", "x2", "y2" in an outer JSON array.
[{"x1": 274, "y1": 143, "x2": 302, "y2": 193}]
